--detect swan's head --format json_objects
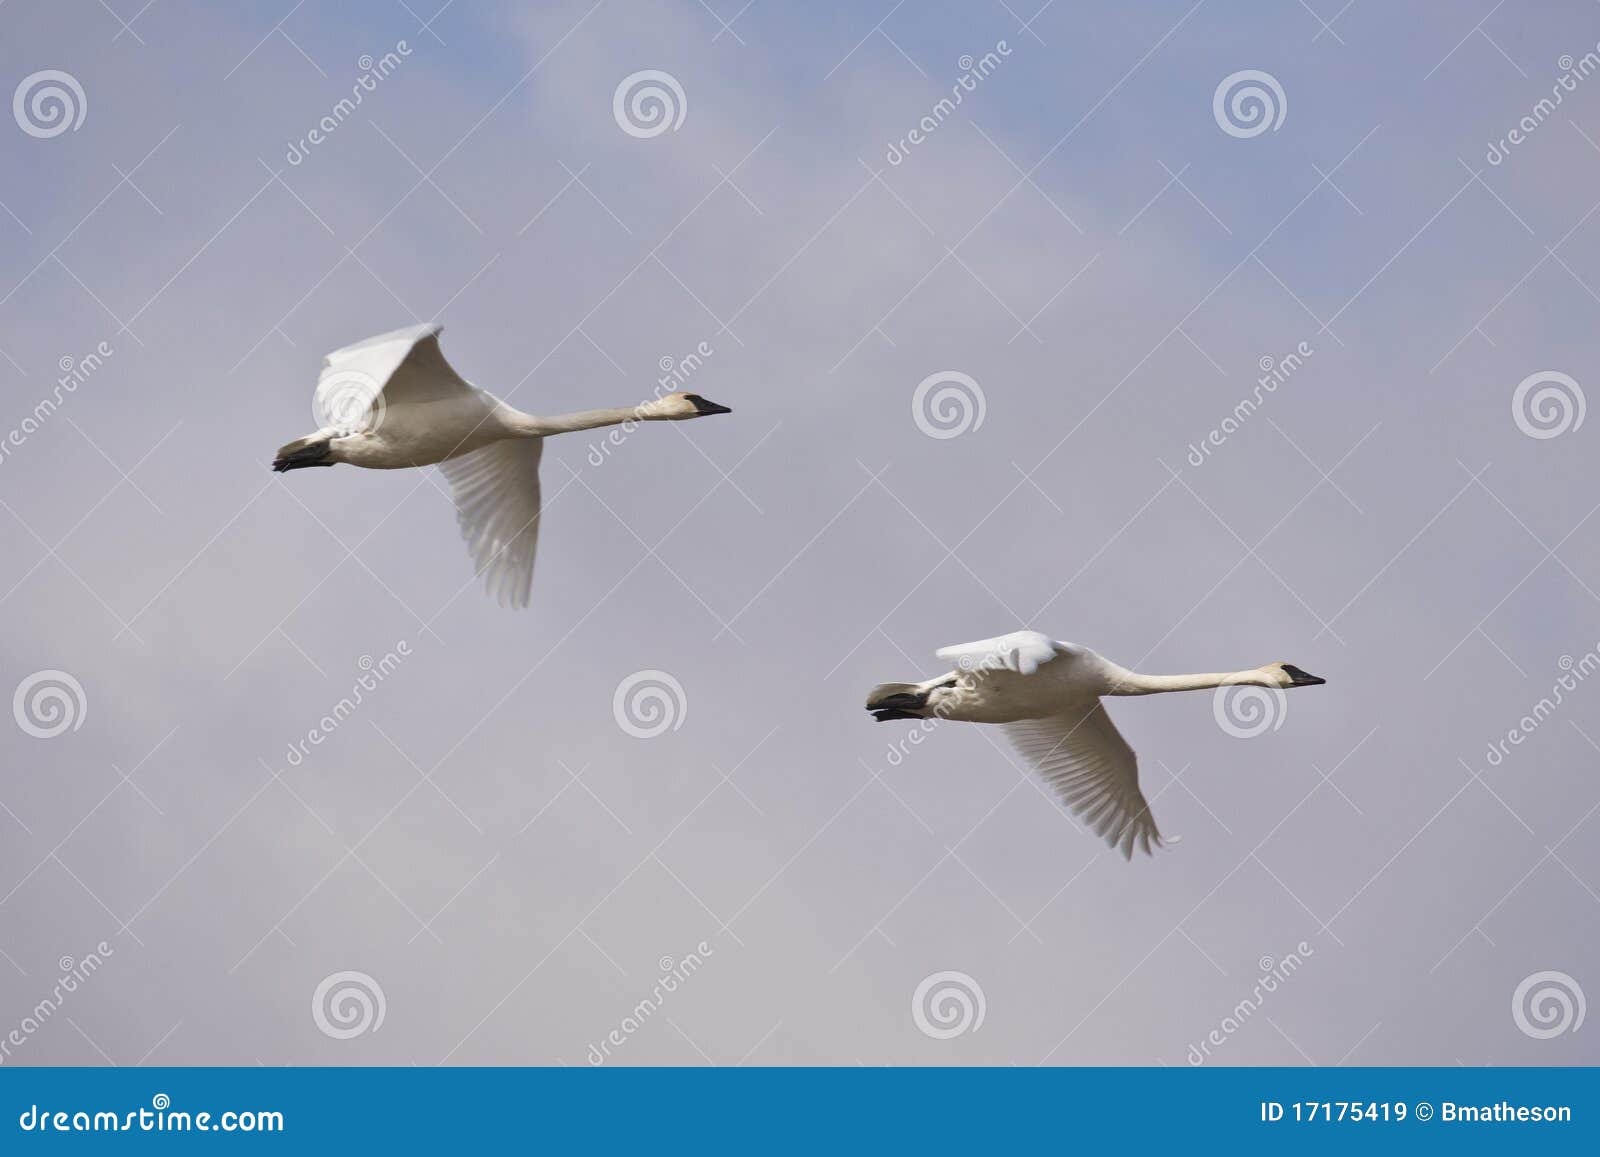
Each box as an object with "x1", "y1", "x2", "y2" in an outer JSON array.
[
  {"x1": 1268, "y1": 662, "x2": 1326, "y2": 689},
  {"x1": 640, "y1": 392, "x2": 732, "y2": 420}
]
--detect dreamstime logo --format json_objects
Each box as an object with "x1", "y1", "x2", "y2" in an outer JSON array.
[
  {"x1": 0, "y1": 941, "x2": 113, "y2": 1065},
  {"x1": 13, "y1": 70, "x2": 87, "y2": 139},
  {"x1": 281, "y1": 643, "x2": 411, "y2": 768},
  {"x1": 884, "y1": 40, "x2": 1012, "y2": 165},
  {"x1": 285, "y1": 41, "x2": 412, "y2": 165},
  {"x1": 313, "y1": 367, "x2": 385, "y2": 433},
  {"x1": 612, "y1": 669, "x2": 687, "y2": 738},
  {"x1": 1187, "y1": 941, "x2": 1314, "y2": 1064},
  {"x1": 1487, "y1": 47, "x2": 1600, "y2": 166},
  {"x1": 1212, "y1": 684, "x2": 1286, "y2": 739},
  {"x1": 879, "y1": 649, "x2": 1010, "y2": 771},
  {"x1": 0, "y1": 340, "x2": 115, "y2": 470},
  {"x1": 1480, "y1": 646, "x2": 1600, "y2": 768},
  {"x1": 1212, "y1": 69, "x2": 1286, "y2": 138},
  {"x1": 586, "y1": 941, "x2": 715, "y2": 1064},
  {"x1": 1511, "y1": 371, "x2": 1585, "y2": 439},
  {"x1": 587, "y1": 340, "x2": 715, "y2": 467},
  {"x1": 911, "y1": 970, "x2": 986, "y2": 1039},
  {"x1": 16, "y1": 1093, "x2": 282, "y2": 1133},
  {"x1": 311, "y1": 970, "x2": 386, "y2": 1040},
  {"x1": 13, "y1": 670, "x2": 87, "y2": 739},
  {"x1": 1512, "y1": 970, "x2": 1585, "y2": 1040},
  {"x1": 612, "y1": 70, "x2": 686, "y2": 139},
  {"x1": 1186, "y1": 341, "x2": 1313, "y2": 466},
  {"x1": 912, "y1": 371, "x2": 986, "y2": 439}
]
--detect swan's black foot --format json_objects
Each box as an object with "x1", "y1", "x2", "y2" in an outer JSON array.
[
  {"x1": 272, "y1": 441, "x2": 334, "y2": 472},
  {"x1": 869, "y1": 691, "x2": 928, "y2": 711}
]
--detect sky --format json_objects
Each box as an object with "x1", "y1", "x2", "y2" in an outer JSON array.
[{"x1": 0, "y1": 0, "x2": 1597, "y2": 1067}]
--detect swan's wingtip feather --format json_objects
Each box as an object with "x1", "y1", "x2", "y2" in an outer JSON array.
[{"x1": 323, "y1": 321, "x2": 443, "y2": 364}]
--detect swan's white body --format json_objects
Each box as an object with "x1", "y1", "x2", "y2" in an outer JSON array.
[
  {"x1": 273, "y1": 325, "x2": 730, "y2": 608},
  {"x1": 867, "y1": 630, "x2": 1325, "y2": 858}
]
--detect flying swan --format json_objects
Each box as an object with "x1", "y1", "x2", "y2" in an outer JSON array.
[
  {"x1": 865, "y1": 630, "x2": 1325, "y2": 858},
  {"x1": 271, "y1": 324, "x2": 731, "y2": 608}
]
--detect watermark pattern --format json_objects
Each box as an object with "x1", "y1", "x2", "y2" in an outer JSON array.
[
  {"x1": 312, "y1": 367, "x2": 387, "y2": 434},
  {"x1": 878, "y1": 648, "x2": 1017, "y2": 770},
  {"x1": 0, "y1": 942, "x2": 114, "y2": 1065},
  {"x1": 1212, "y1": 683, "x2": 1286, "y2": 739},
  {"x1": 586, "y1": 341, "x2": 715, "y2": 466},
  {"x1": 884, "y1": 41, "x2": 1012, "y2": 165},
  {"x1": 912, "y1": 370, "x2": 986, "y2": 439},
  {"x1": 1186, "y1": 341, "x2": 1313, "y2": 466},
  {"x1": 282, "y1": 643, "x2": 411, "y2": 768},
  {"x1": 911, "y1": 970, "x2": 986, "y2": 1039},
  {"x1": 285, "y1": 41, "x2": 412, "y2": 165},
  {"x1": 1481, "y1": 646, "x2": 1600, "y2": 767},
  {"x1": 13, "y1": 70, "x2": 86, "y2": 139},
  {"x1": 1213, "y1": 69, "x2": 1287, "y2": 138},
  {"x1": 1186, "y1": 942, "x2": 1314, "y2": 1064},
  {"x1": 311, "y1": 970, "x2": 386, "y2": 1040},
  {"x1": 612, "y1": 670, "x2": 687, "y2": 739},
  {"x1": 882, "y1": 713, "x2": 944, "y2": 769},
  {"x1": 612, "y1": 70, "x2": 686, "y2": 139},
  {"x1": 1511, "y1": 970, "x2": 1585, "y2": 1039},
  {"x1": 0, "y1": 341, "x2": 114, "y2": 468},
  {"x1": 1486, "y1": 48, "x2": 1600, "y2": 165},
  {"x1": 1511, "y1": 370, "x2": 1584, "y2": 439},
  {"x1": 585, "y1": 943, "x2": 714, "y2": 1064},
  {"x1": 13, "y1": 670, "x2": 88, "y2": 739}
]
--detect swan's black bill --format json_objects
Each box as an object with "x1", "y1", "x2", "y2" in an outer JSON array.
[
  {"x1": 685, "y1": 394, "x2": 732, "y2": 415},
  {"x1": 1283, "y1": 664, "x2": 1326, "y2": 687}
]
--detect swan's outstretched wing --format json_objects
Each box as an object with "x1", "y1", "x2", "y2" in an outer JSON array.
[
  {"x1": 1003, "y1": 700, "x2": 1166, "y2": 859},
  {"x1": 437, "y1": 438, "x2": 544, "y2": 609},
  {"x1": 315, "y1": 324, "x2": 476, "y2": 427},
  {"x1": 936, "y1": 630, "x2": 1076, "y2": 676}
]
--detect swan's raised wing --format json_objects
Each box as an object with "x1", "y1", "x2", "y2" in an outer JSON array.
[
  {"x1": 314, "y1": 324, "x2": 476, "y2": 429},
  {"x1": 936, "y1": 630, "x2": 1076, "y2": 676},
  {"x1": 437, "y1": 438, "x2": 543, "y2": 609},
  {"x1": 1003, "y1": 700, "x2": 1166, "y2": 859}
]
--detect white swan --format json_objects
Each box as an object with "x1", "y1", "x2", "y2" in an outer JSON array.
[
  {"x1": 865, "y1": 630, "x2": 1326, "y2": 858},
  {"x1": 272, "y1": 324, "x2": 731, "y2": 608}
]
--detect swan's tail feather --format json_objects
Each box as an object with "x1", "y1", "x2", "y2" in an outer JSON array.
[{"x1": 272, "y1": 436, "x2": 334, "y2": 473}]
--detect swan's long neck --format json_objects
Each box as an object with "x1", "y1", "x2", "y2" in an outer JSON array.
[
  {"x1": 1102, "y1": 666, "x2": 1274, "y2": 695},
  {"x1": 501, "y1": 406, "x2": 644, "y2": 437}
]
